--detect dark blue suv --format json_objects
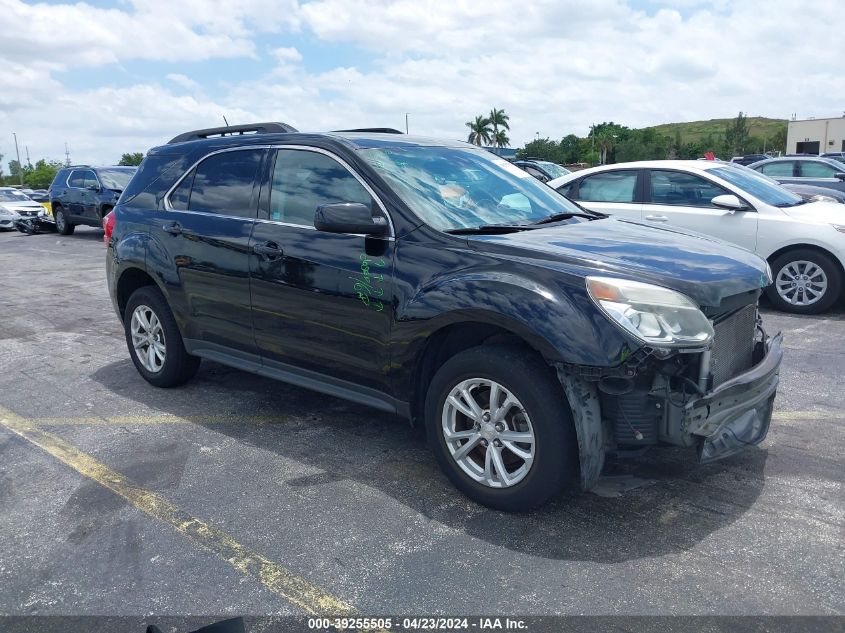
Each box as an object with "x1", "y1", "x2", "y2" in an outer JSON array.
[
  {"x1": 106, "y1": 122, "x2": 783, "y2": 510},
  {"x1": 49, "y1": 165, "x2": 137, "y2": 235}
]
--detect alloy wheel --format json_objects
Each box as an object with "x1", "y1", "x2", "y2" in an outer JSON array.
[
  {"x1": 775, "y1": 260, "x2": 828, "y2": 307},
  {"x1": 441, "y1": 378, "x2": 536, "y2": 488},
  {"x1": 130, "y1": 304, "x2": 166, "y2": 373}
]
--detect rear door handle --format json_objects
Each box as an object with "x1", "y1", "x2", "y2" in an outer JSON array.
[
  {"x1": 163, "y1": 221, "x2": 182, "y2": 235},
  {"x1": 253, "y1": 241, "x2": 284, "y2": 260},
  {"x1": 645, "y1": 214, "x2": 669, "y2": 222}
]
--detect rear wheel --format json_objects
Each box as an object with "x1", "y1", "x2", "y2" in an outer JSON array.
[
  {"x1": 54, "y1": 205, "x2": 75, "y2": 235},
  {"x1": 425, "y1": 345, "x2": 576, "y2": 511},
  {"x1": 124, "y1": 286, "x2": 200, "y2": 387},
  {"x1": 767, "y1": 249, "x2": 841, "y2": 314}
]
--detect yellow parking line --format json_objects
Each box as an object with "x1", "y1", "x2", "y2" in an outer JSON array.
[
  {"x1": 29, "y1": 414, "x2": 291, "y2": 426},
  {"x1": 772, "y1": 410, "x2": 845, "y2": 421},
  {"x1": 0, "y1": 406, "x2": 357, "y2": 618}
]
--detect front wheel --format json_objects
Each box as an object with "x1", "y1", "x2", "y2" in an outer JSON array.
[
  {"x1": 124, "y1": 286, "x2": 200, "y2": 387},
  {"x1": 767, "y1": 249, "x2": 842, "y2": 314},
  {"x1": 425, "y1": 345, "x2": 577, "y2": 511}
]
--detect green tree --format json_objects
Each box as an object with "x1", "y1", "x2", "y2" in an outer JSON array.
[
  {"x1": 22, "y1": 159, "x2": 63, "y2": 189},
  {"x1": 517, "y1": 138, "x2": 559, "y2": 161},
  {"x1": 488, "y1": 108, "x2": 510, "y2": 143},
  {"x1": 465, "y1": 115, "x2": 492, "y2": 146},
  {"x1": 493, "y1": 129, "x2": 510, "y2": 148},
  {"x1": 9, "y1": 160, "x2": 22, "y2": 178},
  {"x1": 118, "y1": 152, "x2": 144, "y2": 166},
  {"x1": 724, "y1": 111, "x2": 751, "y2": 156},
  {"x1": 770, "y1": 125, "x2": 787, "y2": 154},
  {"x1": 559, "y1": 134, "x2": 580, "y2": 164}
]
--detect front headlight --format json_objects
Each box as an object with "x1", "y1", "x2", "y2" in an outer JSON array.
[
  {"x1": 833, "y1": 224, "x2": 845, "y2": 234},
  {"x1": 812, "y1": 194, "x2": 842, "y2": 204},
  {"x1": 586, "y1": 276, "x2": 714, "y2": 348}
]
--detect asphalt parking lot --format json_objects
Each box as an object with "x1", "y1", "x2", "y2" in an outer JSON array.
[{"x1": 1, "y1": 227, "x2": 843, "y2": 624}]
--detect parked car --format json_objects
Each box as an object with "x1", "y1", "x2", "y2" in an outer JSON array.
[
  {"x1": 513, "y1": 159, "x2": 571, "y2": 183},
  {"x1": 730, "y1": 154, "x2": 772, "y2": 166},
  {"x1": 0, "y1": 187, "x2": 49, "y2": 230},
  {"x1": 49, "y1": 165, "x2": 137, "y2": 235},
  {"x1": 747, "y1": 156, "x2": 845, "y2": 193},
  {"x1": 549, "y1": 160, "x2": 845, "y2": 314},
  {"x1": 822, "y1": 151, "x2": 845, "y2": 162},
  {"x1": 723, "y1": 161, "x2": 845, "y2": 204},
  {"x1": 107, "y1": 123, "x2": 782, "y2": 511}
]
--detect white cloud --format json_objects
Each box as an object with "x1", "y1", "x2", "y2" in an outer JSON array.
[{"x1": 1, "y1": 0, "x2": 844, "y2": 165}]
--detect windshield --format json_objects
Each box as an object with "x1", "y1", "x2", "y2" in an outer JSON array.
[
  {"x1": 360, "y1": 146, "x2": 587, "y2": 231},
  {"x1": 98, "y1": 168, "x2": 136, "y2": 191},
  {"x1": 0, "y1": 190, "x2": 32, "y2": 202},
  {"x1": 538, "y1": 161, "x2": 571, "y2": 179},
  {"x1": 709, "y1": 166, "x2": 803, "y2": 207}
]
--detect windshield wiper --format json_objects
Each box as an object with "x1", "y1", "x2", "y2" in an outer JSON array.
[
  {"x1": 531, "y1": 210, "x2": 605, "y2": 225},
  {"x1": 445, "y1": 224, "x2": 537, "y2": 235}
]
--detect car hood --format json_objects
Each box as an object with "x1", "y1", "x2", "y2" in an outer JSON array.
[
  {"x1": 780, "y1": 200, "x2": 845, "y2": 222},
  {"x1": 469, "y1": 218, "x2": 770, "y2": 307},
  {"x1": 0, "y1": 200, "x2": 42, "y2": 212}
]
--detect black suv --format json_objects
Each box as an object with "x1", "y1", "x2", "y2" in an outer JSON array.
[
  {"x1": 107, "y1": 123, "x2": 783, "y2": 511},
  {"x1": 50, "y1": 165, "x2": 137, "y2": 235}
]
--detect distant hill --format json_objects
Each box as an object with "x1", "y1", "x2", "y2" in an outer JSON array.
[{"x1": 647, "y1": 117, "x2": 787, "y2": 142}]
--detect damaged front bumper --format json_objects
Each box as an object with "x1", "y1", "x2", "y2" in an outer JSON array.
[{"x1": 684, "y1": 332, "x2": 782, "y2": 462}]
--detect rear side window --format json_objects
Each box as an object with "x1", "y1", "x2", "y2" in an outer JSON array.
[
  {"x1": 81, "y1": 170, "x2": 98, "y2": 188},
  {"x1": 181, "y1": 150, "x2": 263, "y2": 218},
  {"x1": 799, "y1": 161, "x2": 838, "y2": 178},
  {"x1": 576, "y1": 171, "x2": 638, "y2": 202},
  {"x1": 268, "y1": 149, "x2": 374, "y2": 226},
  {"x1": 169, "y1": 169, "x2": 195, "y2": 210},
  {"x1": 68, "y1": 170, "x2": 85, "y2": 187},
  {"x1": 649, "y1": 171, "x2": 728, "y2": 207},
  {"x1": 760, "y1": 161, "x2": 794, "y2": 177}
]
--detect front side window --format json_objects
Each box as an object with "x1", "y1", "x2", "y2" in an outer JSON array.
[
  {"x1": 799, "y1": 161, "x2": 838, "y2": 178},
  {"x1": 359, "y1": 146, "x2": 587, "y2": 231},
  {"x1": 649, "y1": 171, "x2": 728, "y2": 207},
  {"x1": 577, "y1": 171, "x2": 638, "y2": 203},
  {"x1": 81, "y1": 170, "x2": 98, "y2": 189},
  {"x1": 269, "y1": 150, "x2": 374, "y2": 226},
  {"x1": 759, "y1": 161, "x2": 795, "y2": 177},
  {"x1": 185, "y1": 150, "x2": 263, "y2": 218}
]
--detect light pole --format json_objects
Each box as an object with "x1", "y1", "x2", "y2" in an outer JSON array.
[
  {"x1": 13, "y1": 132, "x2": 23, "y2": 186},
  {"x1": 405, "y1": 113, "x2": 409, "y2": 134}
]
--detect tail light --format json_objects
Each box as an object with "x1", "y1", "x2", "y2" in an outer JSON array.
[{"x1": 103, "y1": 210, "x2": 115, "y2": 246}]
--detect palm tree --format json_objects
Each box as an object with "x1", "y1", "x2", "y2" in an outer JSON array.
[
  {"x1": 494, "y1": 129, "x2": 510, "y2": 148},
  {"x1": 489, "y1": 108, "x2": 510, "y2": 143},
  {"x1": 466, "y1": 116, "x2": 493, "y2": 146}
]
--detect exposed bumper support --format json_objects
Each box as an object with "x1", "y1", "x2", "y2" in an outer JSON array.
[
  {"x1": 556, "y1": 371, "x2": 605, "y2": 491},
  {"x1": 685, "y1": 333, "x2": 783, "y2": 463}
]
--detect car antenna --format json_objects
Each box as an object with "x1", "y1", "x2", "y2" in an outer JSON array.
[{"x1": 222, "y1": 115, "x2": 229, "y2": 127}]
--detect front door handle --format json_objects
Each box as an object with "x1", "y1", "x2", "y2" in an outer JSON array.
[
  {"x1": 645, "y1": 214, "x2": 669, "y2": 222},
  {"x1": 163, "y1": 221, "x2": 182, "y2": 235},
  {"x1": 254, "y1": 241, "x2": 284, "y2": 260}
]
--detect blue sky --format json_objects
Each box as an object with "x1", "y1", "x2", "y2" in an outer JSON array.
[{"x1": 1, "y1": 0, "x2": 843, "y2": 166}]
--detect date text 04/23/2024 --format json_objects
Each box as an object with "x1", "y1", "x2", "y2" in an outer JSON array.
[{"x1": 307, "y1": 617, "x2": 528, "y2": 630}]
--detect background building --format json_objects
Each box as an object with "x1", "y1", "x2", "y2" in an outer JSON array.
[{"x1": 787, "y1": 115, "x2": 845, "y2": 154}]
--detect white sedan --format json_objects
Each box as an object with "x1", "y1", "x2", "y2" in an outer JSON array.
[
  {"x1": 0, "y1": 187, "x2": 49, "y2": 230},
  {"x1": 549, "y1": 160, "x2": 845, "y2": 314}
]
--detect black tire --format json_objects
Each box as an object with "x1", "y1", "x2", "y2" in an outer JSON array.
[
  {"x1": 124, "y1": 285, "x2": 200, "y2": 387},
  {"x1": 766, "y1": 249, "x2": 842, "y2": 314},
  {"x1": 54, "y1": 206, "x2": 75, "y2": 235},
  {"x1": 425, "y1": 344, "x2": 577, "y2": 511}
]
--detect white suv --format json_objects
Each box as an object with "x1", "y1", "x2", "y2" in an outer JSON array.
[{"x1": 550, "y1": 160, "x2": 845, "y2": 314}]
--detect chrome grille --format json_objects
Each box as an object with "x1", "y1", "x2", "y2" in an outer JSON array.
[{"x1": 710, "y1": 304, "x2": 757, "y2": 387}]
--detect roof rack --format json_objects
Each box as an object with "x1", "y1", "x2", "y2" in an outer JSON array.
[
  {"x1": 332, "y1": 128, "x2": 404, "y2": 134},
  {"x1": 168, "y1": 122, "x2": 298, "y2": 144}
]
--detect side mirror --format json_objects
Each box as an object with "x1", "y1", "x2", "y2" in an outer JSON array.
[
  {"x1": 314, "y1": 203, "x2": 389, "y2": 236},
  {"x1": 834, "y1": 172, "x2": 845, "y2": 181},
  {"x1": 711, "y1": 194, "x2": 749, "y2": 211}
]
